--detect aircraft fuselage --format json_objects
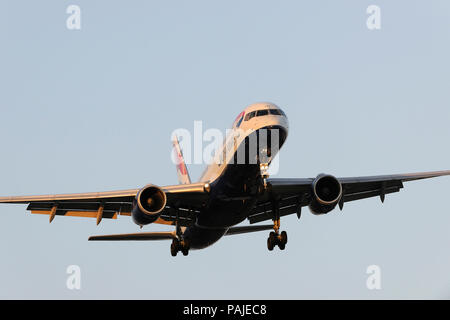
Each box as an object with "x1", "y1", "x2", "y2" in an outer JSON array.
[{"x1": 184, "y1": 103, "x2": 289, "y2": 249}]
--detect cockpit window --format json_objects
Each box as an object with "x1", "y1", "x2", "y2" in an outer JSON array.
[
  {"x1": 244, "y1": 111, "x2": 256, "y2": 121},
  {"x1": 256, "y1": 109, "x2": 269, "y2": 116},
  {"x1": 244, "y1": 108, "x2": 285, "y2": 121},
  {"x1": 269, "y1": 109, "x2": 282, "y2": 116}
]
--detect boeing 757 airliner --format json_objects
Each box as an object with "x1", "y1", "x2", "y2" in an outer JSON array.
[{"x1": 1, "y1": 102, "x2": 449, "y2": 256}]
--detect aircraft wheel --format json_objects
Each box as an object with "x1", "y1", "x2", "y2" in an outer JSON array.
[
  {"x1": 267, "y1": 232, "x2": 277, "y2": 251},
  {"x1": 269, "y1": 231, "x2": 277, "y2": 242},
  {"x1": 182, "y1": 248, "x2": 189, "y2": 256},
  {"x1": 267, "y1": 237, "x2": 274, "y2": 251},
  {"x1": 280, "y1": 231, "x2": 288, "y2": 245},
  {"x1": 171, "y1": 239, "x2": 179, "y2": 257},
  {"x1": 170, "y1": 244, "x2": 178, "y2": 257},
  {"x1": 278, "y1": 242, "x2": 286, "y2": 250}
]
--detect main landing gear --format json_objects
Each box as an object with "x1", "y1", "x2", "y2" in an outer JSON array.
[
  {"x1": 267, "y1": 218, "x2": 288, "y2": 251},
  {"x1": 170, "y1": 238, "x2": 190, "y2": 256},
  {"x1": 170, "y1": 207, "x2": 190, "y2": 257},
  {"x1": 259, "y1": 162, "x2": 288, "y2": 251}
]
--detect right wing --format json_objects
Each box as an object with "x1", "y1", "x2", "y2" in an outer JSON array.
[
  {"x1": 0, "y1": 183, "x2": 210, "y2": 226},
  {"x1": 247, "y1": 170, "x2": 450, "y2": 224}
]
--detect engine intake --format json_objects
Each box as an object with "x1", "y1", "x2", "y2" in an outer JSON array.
[
  {"x1": 309, "y1": 174, "x2": 342, "y2": 215},
  {"x1": 132, "y1": 185, "x2": 167, "y2": 225}
]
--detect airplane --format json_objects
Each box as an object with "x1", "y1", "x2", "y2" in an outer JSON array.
[{"x1": 1, "y1": 102, "x2": 449, "y2": 256}]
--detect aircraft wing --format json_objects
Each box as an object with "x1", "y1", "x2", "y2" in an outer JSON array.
[
  {"x1": 0, "y1": 183, "x2": 210, "y2": 226},
  {"x1": 247, "y1": 170, "x2": 450, "y2": 224}
]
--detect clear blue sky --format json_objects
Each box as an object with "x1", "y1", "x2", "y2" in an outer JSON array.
[{"x1": 1, "y1": 1, "x2": 450, "y2": 299}]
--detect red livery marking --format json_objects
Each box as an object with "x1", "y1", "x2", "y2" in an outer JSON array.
[
  {"x1": 234, "y1": 111, "x2": 244, "y2": 123},
  {"x1": 176, "y1": 150, "x2": 187, "y2": 175}
]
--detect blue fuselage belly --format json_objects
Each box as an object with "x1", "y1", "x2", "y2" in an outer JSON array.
[{"x1": 184, "y1": 164, "x2": 260, "y2": 249}]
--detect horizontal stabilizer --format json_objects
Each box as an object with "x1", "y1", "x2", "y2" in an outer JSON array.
[
  {"x1": 89, "y1": 231, "x2": 176, "y2": 241},
  {"x1": 225, "y1": 224, "x2": 274, "y2": 236}
]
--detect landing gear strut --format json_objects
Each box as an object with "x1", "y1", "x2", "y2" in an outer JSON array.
[
  {"x1": 259, "y1": 162, "x2": 288, "y2": 251},
  {"x1": 170, "y1": 207, "x2": 190, "y2": 257}
]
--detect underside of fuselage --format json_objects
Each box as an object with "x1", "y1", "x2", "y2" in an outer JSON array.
[{"x1": 184, "y1": 126, "x2": 288, "y2": 249}]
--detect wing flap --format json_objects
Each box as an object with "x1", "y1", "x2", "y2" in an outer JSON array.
[
  {"x1": 27, "y1": 201, "x2": 133, "y2": 213},
  {"x1": 343, "y1": 186, "x2": 402, "y2": 203},
  {"x1": 248, "y1": 204, "x2": 299, "y2": 224},
  {"x1": 31, "y1": 209, "x2": 119, "y2": 219}
]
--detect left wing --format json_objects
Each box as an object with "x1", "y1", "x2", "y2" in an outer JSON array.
[
  {"x1": 0, "y1": 183, "x2": 210, "y2": 226},
  {"x1": 247, "y1": 170, "x2": 450, "y2": 224}
]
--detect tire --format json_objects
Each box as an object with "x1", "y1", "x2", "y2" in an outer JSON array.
[
  {"x1": 278, "y1": 242, "x2": 286, "y2": 250},
  {"x1": 267, "y1": 237, "x2": 274, "y2": 251},
  {"x1": 280, "y1": 231, "x2": 288, "y2": 245},
  {"x1": 171, "y1": 240, "x2": 179, "y2": 257},
  {"x1": 270, "y1": 232, "x2": 278, "y2": 244},
  {"x1": 182, "y1": 248, "x2": 189, "y2": 256}
]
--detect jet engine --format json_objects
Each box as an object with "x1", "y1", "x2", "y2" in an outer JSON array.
[
  {"x1": 308, "y1": 174, "x2": 342, "y2": 215},
  {"x1": 132, "y1": 184, "x2": 167, "y2": 225}
]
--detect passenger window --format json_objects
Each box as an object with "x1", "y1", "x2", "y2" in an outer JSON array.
[{"x1": 256, "y1": 110, "x2": 269, "y2": 116}]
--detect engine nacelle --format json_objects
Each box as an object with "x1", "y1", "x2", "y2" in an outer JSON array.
[
  {"x1": 132, "y1": 184, "x2": 167, "y2": 225},
  {"x1": 309, "y1": 174, "x2": 342, "y2": 215}
]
